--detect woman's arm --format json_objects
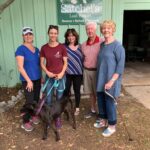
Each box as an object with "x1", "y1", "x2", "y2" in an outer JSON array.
[
  {"x1": 16, "y1": 56, "x2": 33, "y2": 92},
  {"x1": 105, "y1": 73, "x2": 119, "y2": 90},
  {"x1": 40, "y1": 57, "x2": 56, "y2": 78},
  {"x1": 56, "y1": 57, "x2": 68, "y2": 79},
  {"x1": 105, "y1": 45, "x2": 125, "y2": 90}
]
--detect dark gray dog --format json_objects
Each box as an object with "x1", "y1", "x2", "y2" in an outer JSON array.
[{"x1": 39, "y1": 95, "x2": 76, "y2": 141}]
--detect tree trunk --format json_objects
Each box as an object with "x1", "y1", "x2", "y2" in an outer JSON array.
[{"x1": 0, "y1": 0, "x2": 15, "y2": 14}]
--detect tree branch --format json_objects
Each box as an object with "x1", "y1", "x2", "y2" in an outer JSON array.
[{"x1": 0, "y1": 0, "x2": 15, "y2": 14}]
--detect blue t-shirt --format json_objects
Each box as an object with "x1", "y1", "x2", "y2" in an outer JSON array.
[{"x1": 15, "y1": 45, "x2": 41, "y2": 81}]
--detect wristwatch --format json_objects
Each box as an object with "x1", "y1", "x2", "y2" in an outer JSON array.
[{"x1": 111, "y1": 78, "x2": 116, "y2": 82}]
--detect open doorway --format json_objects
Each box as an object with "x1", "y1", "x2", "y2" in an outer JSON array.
[
  {"x1": 122, "y1": 10, "x2": 150, "y2": 87},
  {"x1": 123, "y1": 10, "x2": 150, "y2": 62}
]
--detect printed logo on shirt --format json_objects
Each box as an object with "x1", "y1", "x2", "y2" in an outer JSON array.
[{"x1": 54, "y1": 51, "x2": 61, "y2": 58}]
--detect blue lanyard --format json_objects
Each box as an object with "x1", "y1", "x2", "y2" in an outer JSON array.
[
  {"x1": 42, "y1": 78, "x2": 65, "y2": 98},
  {"x1": 36, "y1": 78, "x2": 65, "y2": 115}
]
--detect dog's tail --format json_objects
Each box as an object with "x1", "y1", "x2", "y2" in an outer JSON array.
[{"x1": 60, "y1": 95, "x2": 74, "y2": 109}]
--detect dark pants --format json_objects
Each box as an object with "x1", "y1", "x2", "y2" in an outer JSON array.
[
  {"x1": 22, "y1": 79, "x2": 41, "y2": 105},
  {"x1": 64, "y1": 74, "x2": 82, "y2": 108},
  {"x1": 97, "y1": 92, "x2": 117, "y2": 125},
  {"x1": 21, "y1": 79, "x2": 41, "y2": 123}
]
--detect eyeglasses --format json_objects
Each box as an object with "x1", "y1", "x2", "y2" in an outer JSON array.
[{"x1": 49, "y1": 25, "x2": 58, "y2": 30}]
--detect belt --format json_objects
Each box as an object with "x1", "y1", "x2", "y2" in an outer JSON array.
[{"x1": 84, "y1": 67, "x2": 97, "y2": 71}]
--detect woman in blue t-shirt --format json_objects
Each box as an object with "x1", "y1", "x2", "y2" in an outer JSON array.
[
  {"x1": 15, "y1": 27, "x2": 41, "y2": 132},
  {"x1": 64, "y1": 28, "x2": 83, "y2": 115}
]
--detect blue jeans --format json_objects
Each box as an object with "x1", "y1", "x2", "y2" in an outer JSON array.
[
  {"x1": 97, "y1": 92, "x2": 117, "y2": 125},
  {"x1": 45, "y1": 76, "x2": 66, "y2": 106}
]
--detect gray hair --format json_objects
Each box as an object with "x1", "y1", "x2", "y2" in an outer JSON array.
[{"x1": 85, "y1": 21, "x2": 97, "y2": 29}]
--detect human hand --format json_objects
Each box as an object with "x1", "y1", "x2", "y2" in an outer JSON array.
[
  {"x1": 46, "y1": 71, "x2": 56, "y2": 78},
  {"x1": 55, "y1": 72, "x2": 64, "y2": 80},
  {"x1": 105, "y1": 80, "x2": 114, "y2": 90},
  {"x1": 26, "y1": 80, "x2": 33, "y2": 92}
]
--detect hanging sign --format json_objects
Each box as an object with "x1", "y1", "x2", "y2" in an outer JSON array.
[{"x1": 57, "y1": 0, "x2": 103, "y2": 25}]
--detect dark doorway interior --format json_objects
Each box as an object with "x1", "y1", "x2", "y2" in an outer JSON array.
[{"x1": 123, "y1": 10, "x2": 150, "y2": 62}]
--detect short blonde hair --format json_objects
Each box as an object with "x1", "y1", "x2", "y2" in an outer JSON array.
[{"x1": 100, "y1": 20, "x2": 116, "y2": 33}]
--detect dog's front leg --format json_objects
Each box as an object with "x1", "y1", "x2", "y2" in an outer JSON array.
[
  {"x1": 42, "y1": 122, "x2": 48, "y2": 140},
  {"x1": 52, "y1": 122, "x2": 60, "y2": 141},
  {"x1": 71, "y1": 109, "x2": 76, "y2": 129},
  {"x1": 68, "y1": 99, "x2": 76, "y2": 129}
]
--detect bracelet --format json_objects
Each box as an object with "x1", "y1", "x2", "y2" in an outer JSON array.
[{"x1": 111, "y1": 78, "x2": 116, "y2": 82}]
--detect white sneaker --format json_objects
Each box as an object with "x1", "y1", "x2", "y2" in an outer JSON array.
[
  {"x1": 102, "y1": 127, "x2": 116, "y2": 137},
  {"x1": 21, "y1": 122, "x2": 34, "y2": 132},
  {"x1": 84, "y1": 111, "x2": 96, "y2": 119},
  {"x1": 94, "y1": 122, "x2": 106, "y2": 128}
]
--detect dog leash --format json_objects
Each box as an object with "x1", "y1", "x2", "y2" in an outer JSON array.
[
  {"x1": 41, "y1": 78, "x2": 65, "y2": 95},
  {"x1": 104, "y1": 89, "x2": 118, "y2": 105},
  {"x1": 36, "y1": 78, "x2": 65, "y2": 115}
]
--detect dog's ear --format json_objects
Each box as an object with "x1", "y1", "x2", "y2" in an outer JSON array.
[
  {"x1": 32, "y1": 101, "x2": 38, "y2": 109},
  {"x1": 28, "y1": 102, "x2": 37, "y2": 110},
  {"x1": 23, "y1": 103, "x2": 33, "y2": 109},
  {"x1": 29, "y1": 105, "x2": 34, "y2": 110}
]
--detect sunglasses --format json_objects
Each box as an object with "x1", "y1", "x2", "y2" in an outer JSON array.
[
  {"x1": 67, "y1": 28, "x2": 75, "y2": 31},
  {"x1": 23, "y1": 28, "x2": 33, "y2": 32},
  {"x1": 49, "y1": 25, "x2": 58, "y2": 30}
]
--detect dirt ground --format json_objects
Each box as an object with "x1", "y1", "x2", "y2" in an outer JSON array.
[
  {"x1": 0, "y1": 87, "x2": 19, "y2": 103},
  {"x1": 0, "y1": 88, "x2": 150, "y2": 150}
]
